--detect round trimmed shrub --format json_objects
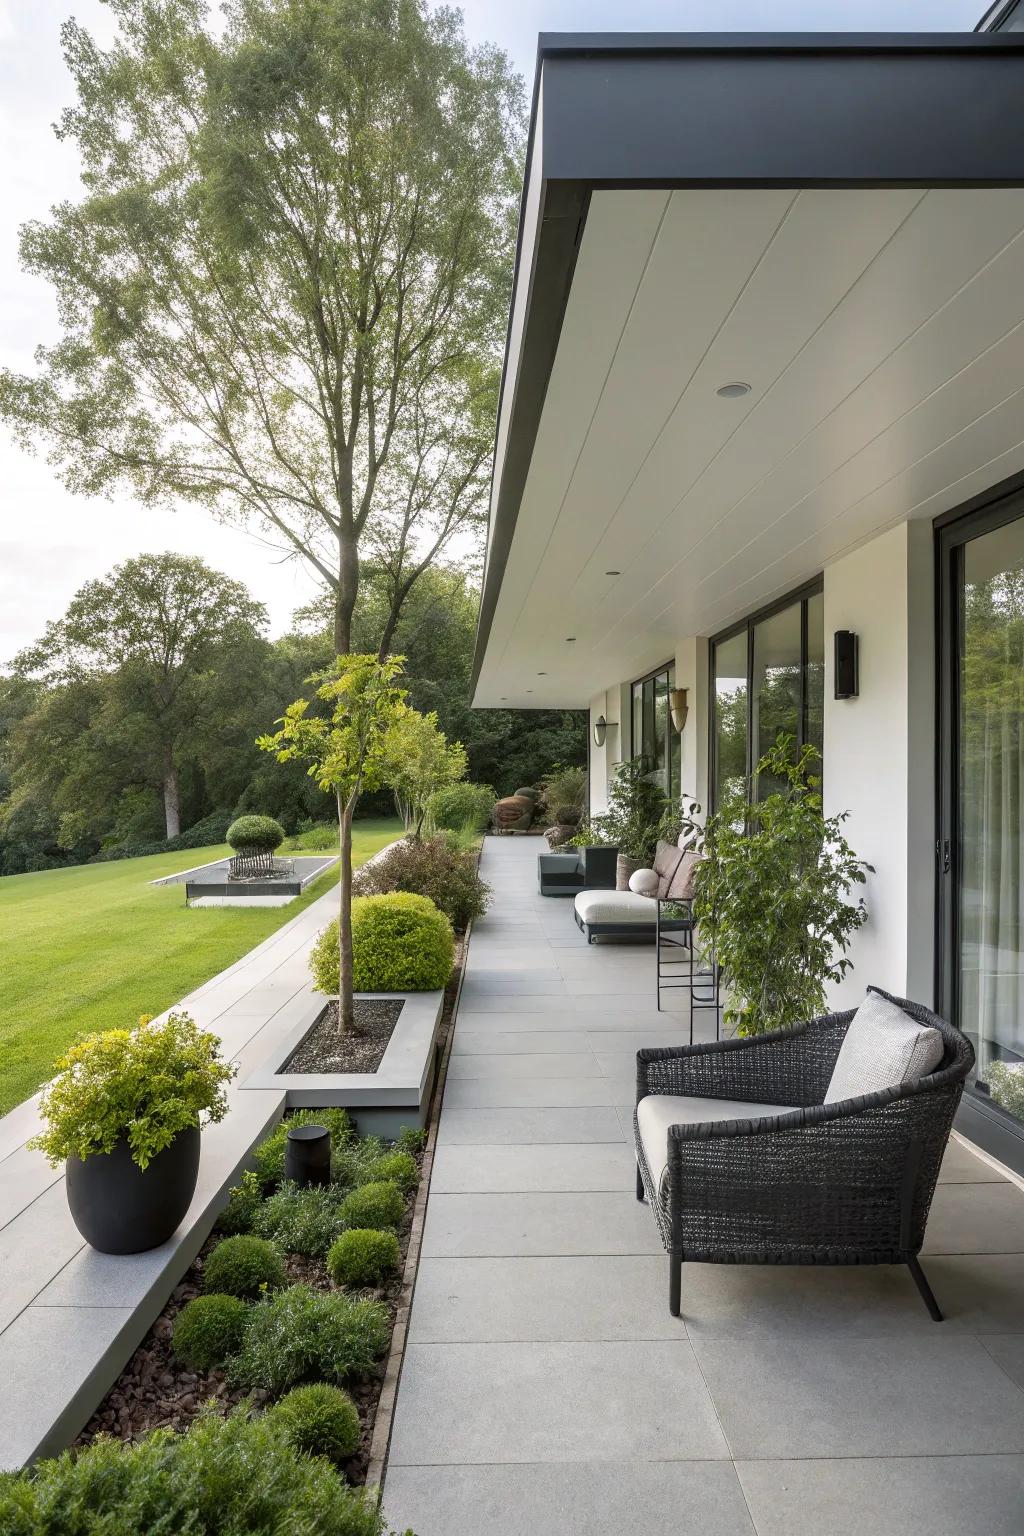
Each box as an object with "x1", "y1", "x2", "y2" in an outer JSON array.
[
  {"x1": 226, "y1": 814, "x2": 285, "y2": 853},
  {"x1": 426, "y1": 782, "x2": 496, "y2": 833},
  {"x1": 361, "y1": 1149, "x2": 418, "y2": 1194},
  {"x1": 352, "y1": 835, "x2": 490, "y2": 932},
  {"x1": 266, "y1": 1383, "x2": 362, "y2": 1465},
  {"x1": 204, "y1": 1234, "x2": 286, "y2": 1298},
  {"x1": 171, "y1": 1293, "x2": 248, "y2": 1370},
  {"x1": 327, "y1": 1229, "x2": 401, "y2": 1288},
  {"x1": 310, "y1": 894, "x2": 454, "y2": 994},
  {"x1": 339, "y1": 1180, "x2": 405, "y2": 1231},
  {"x1": 230, "y1": 1284, "x2": 390, "y2": 1394}
]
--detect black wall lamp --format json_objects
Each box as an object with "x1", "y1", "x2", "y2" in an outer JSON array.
[{"x1": 834, "y1": 631, "x2": 859, "y2": 699}]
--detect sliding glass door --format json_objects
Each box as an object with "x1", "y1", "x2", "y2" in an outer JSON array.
[
  {"x1": 630, "y1": 661, "x2": 680, "y2": 803},
  {"x1": 939, "y1": 493, "x2": 1024, "y2": 1152},
  {"x1": 710, "y1": 580, "x2": 825, "y2": 812}
]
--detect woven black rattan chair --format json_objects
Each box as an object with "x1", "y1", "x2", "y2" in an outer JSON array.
[{"x1": 634, "y1": 989, "x2": 974, "y2": 1320}]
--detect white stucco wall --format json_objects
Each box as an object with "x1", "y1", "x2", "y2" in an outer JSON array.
[
  {"x1": 588, "y1": 682, "x2": 630, "y2": 814},
  {"x1": 674, "y1": 636, "x2": 710, "y2": 816},
  {"x1": 822, "y1": 519, "x2": 934, "y2": 1009}
]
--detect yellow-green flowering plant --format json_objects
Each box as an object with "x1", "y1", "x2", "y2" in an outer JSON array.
[{"x1": 30, "y1": 1012, "x2": 235, "y2": 1169}]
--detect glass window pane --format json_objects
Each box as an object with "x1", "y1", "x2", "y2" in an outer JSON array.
[
  {"x1": 642, "y1": 677, "x2": 655, "y2": 767},
  {"x1": 653, "y1": 671, "x2": 668, "y2": 791},
  {"x1": 805, "y1": 591, "x2": 825, "y2": 763},
  {"x1": 668, "y1": 664, "x2": 681, "y2": 803},
  {"x1": 959, "y1": 520, "x2": 1024, "y2": 1124},
  {"x1": 752, "y1": 602, "x2": 801, "y2": 797},
  {"x1": 632, "y1": 682, "x2": 643, "y2": 763},
  {"x1": 713, "y1": 631, "x2": 748, "y2": 811}
]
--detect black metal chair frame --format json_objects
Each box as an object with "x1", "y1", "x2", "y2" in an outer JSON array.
[
  {"x1": 655, "y1": 897, "x2": 720, "y2": 1036},
  {"x1": 633, "y1": 988, "x2": 974, "y2": 1321}
]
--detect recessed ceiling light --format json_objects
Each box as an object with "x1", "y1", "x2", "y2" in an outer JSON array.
[
  {"x1": 605, "y1": 569, "x2": 621, "y2": 577},
  {"x1": 716, "y1": 381, "x2": 751, "y2": 398},
  {"x1": 537, "y1": 671, "x2": 546, "y2": 676},
  {"x1": 565, "y1": 636, "x2": 576, "y2": 642},
  {"x1": 526, "y1": 688, "x2": 533, "y2": 693}
]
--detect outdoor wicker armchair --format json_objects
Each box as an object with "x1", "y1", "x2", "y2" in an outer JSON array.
[{"x1": 634, "y1": 988, "x2": 974, "y2": 1320}]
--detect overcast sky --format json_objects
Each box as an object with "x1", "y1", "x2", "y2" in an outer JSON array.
[{"x1": 0, "y1": 0, "x2": 984, "y2": 660}]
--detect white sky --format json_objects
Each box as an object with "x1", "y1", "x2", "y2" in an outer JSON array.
[{"x1": 0, "y1": 0, "x2": 984, "y2": 660}]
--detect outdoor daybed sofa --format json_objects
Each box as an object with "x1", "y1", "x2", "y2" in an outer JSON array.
[
  {"x1": 634, "y1": 987, "x2": 973, "y2": 1319},
  {"x1": 574, "y1": 838, "x2": 698, "y2": 942}
]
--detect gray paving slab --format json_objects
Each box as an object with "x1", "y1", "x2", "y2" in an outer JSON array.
[
  {"x1": 439, "y1": 1076, "x2": 634, "y2": 1108},
  {"x1": 430, "y1": 1142, "x2": 634, "y2": 1193},
  {"x1": 922, "y1": 1179, "x2": 1024, "y2": 1253},
  {"x1": 691, "y1": 1332, "x2": 1024, "y2": 1458},
  {"x1": 450, "y1": 1029, "x2": 595, "y2": 1055},
  {"x1": 0, "y1": 1144, "x2": 63, "y2": 1232},
  {"x1": 0, "y1": 1180, "x2": 86, "y2": 1334},
  {"x1": 0, "y1": 1306, "x2": 134, "y2": 1468},
  {"x1": 387, "y1": 1340, "x2": 730, "y2": 1464},
  {"x1": 939, "y1": 1135, "x2": 1006, "y2": 1182},
  {"x1": 735, "y1": 1455, "x2": 1024, "y2": 1536},
  {"x1": 445, "y1": 1052, "x2": 603, "y2": 1079},
  {"x1": 926, "y1": 1253, "x2": 1024, "y2": 1332},
  {"x1": 436, "y1": 1105, "x2": 625, "y2": 1143},
  {"x1": 407, "y1": 1255, "x2": 681, "y2": 1342},
  {"x1": 420, "y1": 1191, "x2": 663, "y2": 1257},
  {"x1": 383, "y1": 1461, "x2": 757, "y2": 1536},
  {"x1": 980, "y1": 1333, "x2": 1024, "y2": 1389}
]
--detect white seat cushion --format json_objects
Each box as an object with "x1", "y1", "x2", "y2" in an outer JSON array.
[
  {"x1": 824, "y1": 990, "x2": 945, "y2": 1105},
  {"x1": 636, "y1": 1093, "x2": 800, "y2": 1193},
  {"x1": 574, "y1": 888, "x2": 655, "y2": 925}
]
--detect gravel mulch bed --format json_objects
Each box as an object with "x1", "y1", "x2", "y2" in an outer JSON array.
[
  {"x1": 284, "y1": 998, "x2": 404, "y2": 1075},
  {"x1": 73, "y1": 932, "x2": 468, "y2": 1484}
]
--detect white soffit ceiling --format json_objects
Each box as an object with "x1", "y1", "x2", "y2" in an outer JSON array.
[{"x1": 475, "y1": 187, "x2": 1024, "y2": 707}]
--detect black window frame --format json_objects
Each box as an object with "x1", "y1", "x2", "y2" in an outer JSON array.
[
  {"x1": 708, "y1": 575, "x2": 825, "y2": 814},
  {"x1": 629, "y1": 658, "x2": 679, "y2": 803}
]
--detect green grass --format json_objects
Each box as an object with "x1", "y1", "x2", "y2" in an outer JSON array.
[{"x1": 0, "y1": 817, "x2": 402, "y2": 1116}]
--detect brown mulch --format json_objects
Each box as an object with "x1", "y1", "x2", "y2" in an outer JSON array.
[
  {"x1": 73, "y1": 931, "x2": 468, "y2": 1485},
  {"x1": 284, "y1": 998, "x2": 404, "y2": 1075}
]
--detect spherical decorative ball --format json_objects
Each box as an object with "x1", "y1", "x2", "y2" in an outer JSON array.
[{"x1": 628, "y1": 867, "x2": 659, "y2": 898}]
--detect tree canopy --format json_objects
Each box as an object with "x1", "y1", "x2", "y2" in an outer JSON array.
[{"x1": 0, "y1": 0, "x2": 524, "y2": 651}]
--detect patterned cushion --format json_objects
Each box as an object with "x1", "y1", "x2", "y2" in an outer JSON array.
[
  {"x1": 628, "y1": 868, "x2": 660, "y2": 898},
  {"x1": 824, "y1": 990, "x2": 945, "y2": 1105},
  {"x1": 652, "y1": 840, "x2": 684, "y2": 899}
]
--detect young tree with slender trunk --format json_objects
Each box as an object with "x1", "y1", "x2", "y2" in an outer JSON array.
[
  {"x1": 14, "y1": 553, "x2": 267, "y2": 840},
  {"x1": 0, "y1": 0, "x2": 523, "y2": 653},
  {"x1": 258, "y1": 655, "x2": 405, "y2": 1032}
]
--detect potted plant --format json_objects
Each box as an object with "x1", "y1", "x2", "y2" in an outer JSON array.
[
  {"x1": 691, "y1": 735, "x2": 871, "y2": 1036},
  {"x1": 590, "y1": 756, "x2": 669, "y2": 888},
  {"x1": 30, "y1": 1012, "x2": 235, "y2": 1254}
]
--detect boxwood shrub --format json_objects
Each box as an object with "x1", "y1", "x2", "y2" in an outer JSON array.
[
  {"x1": 0, "y1": 1408, "x2": 387, "y2": 1534},
  {"x1": 361, "y1": 1149, "x2": 418, "y2": 1194},
  {"x1": 353, "y1": 835, "x2": 489, "y2": 931},
  {"x1": 171, "y1": 1294, "x2": 248, "y2": 1371},
  {"x1": 230, "y1": 1284, "x2": 389, "y2": 1394},
  {"x1": 266, "y1": 1383, "x2": 362, "y2": 1466},
  {"x1": 339, "y1": 1180, "x2": 405, "y2": 1231},
  {"x1": 203, "y1": 1234, "x2": 285, "y2": 1298},
  {"x1": 310, "y1": 894, "x2": 454, "y2": 994},
  {"x1": 226, "y1": 814, "x2": 285, "y2": 853},
  {"x1": 327, "y1": 1229, "x2": 401, "y2": 1288}
]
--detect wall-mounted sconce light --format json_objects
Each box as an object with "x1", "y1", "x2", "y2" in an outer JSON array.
[
  {"x1": 834, "y1": 630, "x2": 859, "y2": 699},
  {"x1": 669, "y1": 687, "x2": 689, "y2": 733},
  {"x1": 593, "y1": 714, "x2": 617, "y2": 748}
]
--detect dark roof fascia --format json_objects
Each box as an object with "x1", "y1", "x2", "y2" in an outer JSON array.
[{"x1": 470, "y1": 34, "x2": 1024, "y2": 700}]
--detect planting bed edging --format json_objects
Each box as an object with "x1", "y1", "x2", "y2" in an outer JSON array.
[{"x1": 242, "y1": 989, "x2": 445, "y2": 1139}]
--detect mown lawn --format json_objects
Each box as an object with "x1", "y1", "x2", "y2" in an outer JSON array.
[{"x1": 0, "y1": 818, "x2": 402, "y2": 1116}]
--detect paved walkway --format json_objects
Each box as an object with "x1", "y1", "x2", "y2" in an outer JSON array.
[{"x1": 382, "y1": 835, "x2": 1024, "y2": 1536}]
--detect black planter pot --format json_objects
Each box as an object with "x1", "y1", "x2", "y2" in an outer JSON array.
[{"x1": 65, "y1": 1124, "x2": 201, "y2": 1254}]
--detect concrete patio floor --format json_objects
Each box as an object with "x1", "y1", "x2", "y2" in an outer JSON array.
[{"x1": 382, "y1": 835, "x2": 1024, "y2": 1536}]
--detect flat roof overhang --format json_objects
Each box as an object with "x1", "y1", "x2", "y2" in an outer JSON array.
[{"x1": 472, "y1": 34, "x2": 1024, "y2": 708}]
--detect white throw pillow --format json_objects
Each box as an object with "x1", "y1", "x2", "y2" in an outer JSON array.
[
  {"x1": 628, "y1": 867, "x2": 659, "y2": 898},
  {"x1": 824, "y1": 990, "x2": 945, "y2": 1105}
]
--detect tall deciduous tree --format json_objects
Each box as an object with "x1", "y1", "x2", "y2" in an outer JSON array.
[
  {"x1": 385, "y1": 703, "x2": 467, "y2": 837},
  {"x1": 0, "y1": 0, "x2": 523, "y2": 652},
  {"x1": 259, "y1": 654, "x2": 405, "y2": 1031},
  {"x1": 16, "y1": 552, "x2": 268, "y2": 838}
]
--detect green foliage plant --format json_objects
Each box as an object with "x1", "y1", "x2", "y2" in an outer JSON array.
[
  {"x1": 384, "y1": 704, "x2": 467, "y2": 837},
  {"x1": 171, "y1": 1294, "x2": 249, "y2": 1371},
  {"x1": 266, "y1": 1383, "x2": 362, "y2": 1466},
  {"x1": 989, "y1": 1061, "x2": 1024, "y2": 1120},
  {"x1": 339, "y1": 1181, "x2": 405, "y2": 1231},
  {"x1": 361, "y1": 1149, "x2": 418, "y2": 1194},
  {"x1": 539, "y1": 763, "x2": 587, "y2": 820},
  {"x1": 353, "y1": 833, "x2": 490, "y2": 931},
  {"x1": 253, "y1": 1182, "x2": 347, "y2": 1258},
  {"x1": 327, "y1": 1229, "x2": 401, "y2": 1289},
  {"x1": 692, "y1": 736, "x2": 871, "y2": 1036},
  {"x1": 203, "y1": 1235, "x2": 286, "y2": 1298},
  {"x1": 426, "y1": 781, "x2": 496, "y2": 834},
  {"x1": 230, "y1": 1284, "x2": 390, "y2": 1394},
  {"x1": 217, "y1": 1170, "x2": 264, "y2": 1235},
  {"x1": 592, "y1": 756, "x2": 669, "y2": 864},
  {"x1": 259, "y1": 655, "x2": 407, "y2": 1033},
  {"x1": 29, "y1": 1012, "x2": 235, "y2": 1169},
  {"x1": 0, "y1": 1406, "x2": 388, "y2": 1534},
  {"x1": 310, "y1": 894, "x2": 454, "y2": 994},
  {"x1": 226, "y1": 814, "x2": 285, "y2": 853}
]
